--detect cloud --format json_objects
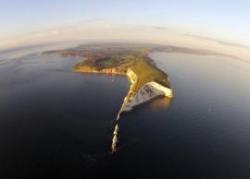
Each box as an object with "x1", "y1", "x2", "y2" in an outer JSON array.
[
  {"x1": 185, "y1": 34, "x2": 250, "y2": 49},
  {"x1": 0, "y1": 21, "x2": 249, "y2": 61},
  {"x1": 151, "y1": 26, "x2": 169, "y2": 31}
]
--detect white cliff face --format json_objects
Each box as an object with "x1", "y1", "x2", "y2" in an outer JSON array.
[
  {"x1": 121, "y1": 81, "x2": 173, "y2": 112},
  {"x1": 121, "y1": 68, "x2": 173, "y2": 112},
  {"x1": 111, "y1": 68, "x2": 173, "y2": 153}
]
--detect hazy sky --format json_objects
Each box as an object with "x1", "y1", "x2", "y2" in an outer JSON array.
[{"x1": 0, "y1": 0, "x2": 250, "y2": 58}]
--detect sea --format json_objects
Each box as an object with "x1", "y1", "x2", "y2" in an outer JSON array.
[{"x1": 0, "y1": 47, "x2": 250, "y2": 178}]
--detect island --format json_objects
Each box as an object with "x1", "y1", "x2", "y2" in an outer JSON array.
[{"x1": 45, "y1": 43, "x2": 174, "y2": 153}]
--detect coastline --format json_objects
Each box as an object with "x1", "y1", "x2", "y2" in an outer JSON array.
[
  {"x1": 47, "y1": 44, "x2": 174, "y2": 153},
  {"x1": 74, "y1": 62, "x2": 173, "y2": 153}
]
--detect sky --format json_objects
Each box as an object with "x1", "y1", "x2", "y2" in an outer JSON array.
[{"x1": 0, "y1": 0, "x2": 250, "y2": 59}]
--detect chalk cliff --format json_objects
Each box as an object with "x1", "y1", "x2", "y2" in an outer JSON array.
[
  {"x1": 47, "y1": 44, "x2": 174, "y2": 153},
  {"x1": 75, "y1": 62, "x2": 173, "y2": 153}
]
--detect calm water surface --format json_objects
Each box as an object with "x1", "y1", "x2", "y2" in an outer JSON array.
[{"x1": 0, "y1": 51, "x2": 250, "y2": 178}]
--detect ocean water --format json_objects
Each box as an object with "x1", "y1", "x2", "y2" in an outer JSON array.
[{"x1": 0, "y1": 51, "x2": 250, "y2": 178}]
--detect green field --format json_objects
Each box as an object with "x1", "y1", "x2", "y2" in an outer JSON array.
[
  {"x1": 129, "y1": 58, "x2": 170, "y2": 91},
  {"x1": 73, "y1": 47, "x2": 171, "y2": 93}
]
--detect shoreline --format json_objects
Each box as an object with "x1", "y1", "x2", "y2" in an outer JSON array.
[
  {"x1": 74, "y1": 64, "x2": 173, "y2": 153},
  {"x1": 49, "y1": 44, "x2": 174, "y2": 153}
]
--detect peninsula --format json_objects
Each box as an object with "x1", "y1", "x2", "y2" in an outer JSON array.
[{"x1": 45, "y1": 44, "x2": 174, "y2": 152}]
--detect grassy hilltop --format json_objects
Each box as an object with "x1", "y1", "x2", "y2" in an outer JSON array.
[{"x1": 45, "y1": 44, "x2": 171, "y2": 92}]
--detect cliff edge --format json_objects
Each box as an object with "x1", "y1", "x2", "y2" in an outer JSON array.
[{"x1": 46, "y1": 44, "x2": 173, "y2": 153}]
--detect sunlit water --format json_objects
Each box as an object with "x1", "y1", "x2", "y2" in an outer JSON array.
[{"x1": 0, "y1": 51, "x2": 250, "y2": 178}]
